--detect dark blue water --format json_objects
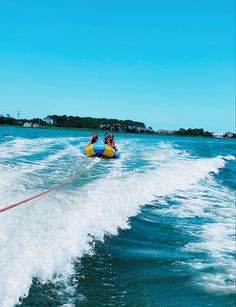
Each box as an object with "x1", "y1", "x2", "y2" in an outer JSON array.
[{"x1": 0, "y1": 126, "x2": 235, "y2": 307}]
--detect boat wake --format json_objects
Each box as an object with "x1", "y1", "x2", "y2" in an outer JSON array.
[{"x1": 0, "y1": 137, "x2": 235, "y2": 306}]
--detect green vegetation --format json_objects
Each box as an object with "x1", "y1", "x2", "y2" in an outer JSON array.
[
  {"x1": 49, "y1": 115, "x2": 146, "y2": 132},
  {"x1": 0, "y1": 114, "x2": 149, "y2": 133},
  {"x1": 1, "y1": 114, "x2": 235, "y2": 137},
  {"x1": 173, "y1": 128, "x2": 213, "y2": 137},
  {"x1": 0, "y1": 115, "x2": 17, "y2": 125}
]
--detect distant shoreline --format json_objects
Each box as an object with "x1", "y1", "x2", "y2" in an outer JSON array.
[
  {"x1": 0, "y1": 124, "x2": 97, "y2": 132},
  {"x1": 0, "y1": 115, "x2": 235, "y2": 138},
  {"x1": 1, "y1": 124, "x2": 235, "y2": 139}
]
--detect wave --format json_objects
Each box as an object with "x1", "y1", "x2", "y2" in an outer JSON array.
[
  {"x1": 0, "y1": 140, "x2": 233, "y2": 306},
  {"x1": 159, "y1": 178, "x2": 235, "y2": 292},
  {"x1": 0, "y1": 137, "x2": 84, "y2": 159}
]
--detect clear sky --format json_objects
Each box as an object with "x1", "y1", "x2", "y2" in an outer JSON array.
[{"x1": 0, "y1": 0, "x2": 235, "y2": 132}]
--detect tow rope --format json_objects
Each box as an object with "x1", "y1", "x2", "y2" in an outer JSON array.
[{"x1": 0, "y1": 167, "x2": 89, "y2": 213}]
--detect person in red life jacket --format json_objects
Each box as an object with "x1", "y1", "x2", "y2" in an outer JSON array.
[{"x1": 87, "y1": 132, "x2": 98, "y2": 146}]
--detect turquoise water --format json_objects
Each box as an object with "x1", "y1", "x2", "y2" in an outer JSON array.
[{"x1": 0, "y1": 126, "x2": 235, "y2": 307}]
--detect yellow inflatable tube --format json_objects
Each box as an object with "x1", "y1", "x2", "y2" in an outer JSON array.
[{"x1": 85, "y1": 144, "x2": 120, "y2": 158}]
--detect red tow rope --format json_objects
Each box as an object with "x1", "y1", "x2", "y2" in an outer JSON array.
[{"x1": 0, "y1": 167, "x2": 88, "y2": 213}]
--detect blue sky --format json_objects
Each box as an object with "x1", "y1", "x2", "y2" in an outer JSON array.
[{"x1": 0, "y1": 0, "x2": 235, "y2": 132}]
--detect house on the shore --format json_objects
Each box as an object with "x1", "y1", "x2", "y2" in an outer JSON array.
[
  {"x1": 156, "y1": 129, "x2": 175, "y2": 135},
  {"x1": 44, "y1": 116, "x2": 54, "y2": 125},
  {"x1": 23, "y1": 122, "x2": 40, "y2": 128},
  {"x1": 100, "y1": 123, "x2": 152, "y2": 133},
  {"x1": 223, "y1": 132, "x2": 235, "y2": 138},
  {"x1": 212, "y1": 132, "x2": 224, "y2": 138},
  {"x1": 23, "y1": 122, "x2": 32, "y2": 128}
]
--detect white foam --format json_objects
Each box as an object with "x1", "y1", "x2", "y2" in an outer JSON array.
[
  {"x1": 0, "y1": 146, "x2": 232, "y2": 306},
  {"x1": 160, "y1": 175, "x2": 236, "y2": 293},
  {"x1": 0, "y1": 144, "x2": 83, "y2": 203},
  {"x1": 222, "y1": 155, "x2": 235, "y2": 161},
  {"x1": 0, "y1": 137, "x2": 82, "y2": 159}
]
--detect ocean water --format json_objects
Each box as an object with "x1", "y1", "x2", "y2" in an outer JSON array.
[{"x1": 0, "y1": 126, "x2": 235, "y2": 307}]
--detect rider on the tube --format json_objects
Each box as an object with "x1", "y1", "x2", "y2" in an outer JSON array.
[{"x1": 88, "y1": 132, "x2": 98, "y2": 146}]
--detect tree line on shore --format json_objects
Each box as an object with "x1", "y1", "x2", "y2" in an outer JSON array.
[
  {"x1": 0, "y1": 114, "x2": 148, "y2": 133},
  {"x1": 48, "y1": 115, "x2": 147, "y2": 131},
  {"x1": 174, "y1": 128, "x2": 213, "y2": 137},
  {"x1": 0, "y1": 114, "x2": 235, "y2": 137}
]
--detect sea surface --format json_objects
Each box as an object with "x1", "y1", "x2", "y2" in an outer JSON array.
[{"x1": 0, "y1": 126, "x2": 235, "y2": 307}]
